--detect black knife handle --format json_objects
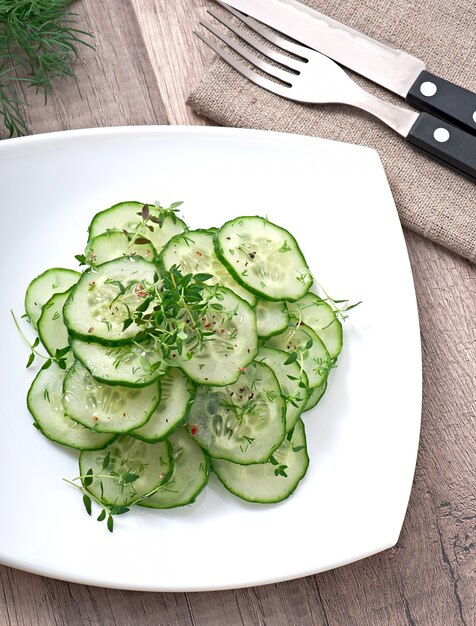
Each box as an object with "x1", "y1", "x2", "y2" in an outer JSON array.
[
  {"x1": 406, "y1": 112, "x2": 476, "y2": 181},
  {"x1": 407, "y1": 70, "x2": 476, "y2": 136}
]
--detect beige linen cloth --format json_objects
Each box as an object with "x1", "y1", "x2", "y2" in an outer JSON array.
[{"x1": 187, "y1": 0, "x2": 476, "y2": 263}]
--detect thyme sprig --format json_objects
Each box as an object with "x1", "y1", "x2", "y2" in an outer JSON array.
[
  {"x1": 118, "y1": 264, "x2": 225, "y2": 363},
  {"x1": 64, "y1": 451, "x2": 169, "y2": 532},
  {"x1": 122, "y1": 201, "x2": 184, "y2": 248},
  {"x1": 11, "y1": 309, "x2": 70, "y2": 369},
  {"x1": 312, "y1": 278, "x2": 362, "y2": 324},
  {"x1": 0, "y1": 0, "x2": 94, "y2": 138},
  {"x1": 76, "y1": 202, "x2": 184, "y2": 268}
]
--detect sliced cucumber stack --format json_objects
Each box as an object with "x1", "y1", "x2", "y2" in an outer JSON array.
[
  {"x1": 64, "y1": 256, "x2": 157, "y2": 345},
  {"x1": 27, "y1": 362, "x2": 117, "y2": 451},
  {"x1": 170, "y1": 286, "x2": 258, "y2": 386},
  {"x1": 37, "y1": 288, "x2": 73, "y2": 356},
  {"x1": 139, "y1": 427, "x2": 209, "y2": 509},
  {"x1": 266, "y1": 319, "x2": 330, "y2": 389},
  {"x1": 303, "y1": 380, "x2": 328, "y2": 412},
  {"x1": 132, "y1": 369, "x2": 195, "y2": 442},
  {"x1": 18, "y1": 201, "x2": 350, "y2": 525},
  {"x1": 255, "y1": 298, "x2": 289, "y2": 338},
  {"x1": 63, "y1": 361, "x2": 161, "y2": 432},
  {"x1": 80, "y1": 435, "x2": 173, "y2": 507},
  {"x1": 88, "y1": 201, "x2": 187, "y2": 254},
  {"x1": 256, "y1": 346, "x2": 309, "y2": 432},
  {"x1": 160, "y1": 229, "x2": 256, "y2": 306},
  {"x1": 288, "y1": 292, "x2": 343, "y2": 359},
  {"x1": 25, "y1": 267, "x2": 80, "y2": 329},
  {"x1": 85, "y1": 230, "x2": 158, "y2": 266},
  {"x1": 187, "y1": 361, "x2": 285, "y2": 464},
  {"x1": 70, "y1": 337, "x2": 168, "y2": 387},
  {"x1": 212, "y1": 419, "x2": 309, "y2": 503},
  {"x1": 214, "y1": 216, "x2": 313, "y2": 301}
]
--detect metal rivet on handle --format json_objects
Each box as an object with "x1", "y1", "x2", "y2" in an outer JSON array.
[
  {"x1": 434, "y1": 128, "x2": 450, "y2": 142},
  {"x1": 473, "y1": 111, "x2": 476, "y2": 124},
  {"x1": 420, "y1": 81, "x2": 437, "y2": 97}
]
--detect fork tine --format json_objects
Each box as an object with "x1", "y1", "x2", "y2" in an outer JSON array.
[
  {"x1": 198, "y1": 19, "x2": 295, "y2": 86},
  {"x1": 216, "y1": 1, "x2": 311, "y2": 60},
  {"x1": 207, "y1": 7, "x2": 304, "y2": 73},
  {"x1": 194, "y1": 30, "x2": 292, "y2": 99}
]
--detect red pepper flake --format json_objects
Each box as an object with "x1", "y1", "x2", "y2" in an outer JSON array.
[
  {"x1": 220, "y1": 328, "x2": 225, "y2": 333},
  {"x1": 238, "y1": 367, "x2": 247, "y2": 373},
  {"x1": 190, "y1": 425, "x2": 199, "y2": 436},
  {"x1": 134, "y1": 283, "x2": 147, "y2": 297}
]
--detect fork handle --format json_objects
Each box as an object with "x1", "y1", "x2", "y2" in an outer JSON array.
[{"x1": 406, "y1": 112, "x2": 476, "y2": 181}]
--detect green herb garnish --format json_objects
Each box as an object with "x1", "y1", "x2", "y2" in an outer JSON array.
[{"x1": 0, "y1": 0, "x2": 93, "y2": 137}]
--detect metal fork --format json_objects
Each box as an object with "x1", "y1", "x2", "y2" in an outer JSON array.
[{"x1": 194, "y1": 3, "x2": 476, "y2": 181}]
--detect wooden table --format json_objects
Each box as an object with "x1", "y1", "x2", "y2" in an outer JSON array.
[{"x1": 1, "y1": 2, "x2": 475, "y2": 624}]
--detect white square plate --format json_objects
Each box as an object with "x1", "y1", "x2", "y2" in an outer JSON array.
[{"x1": 0, "y1": 126, "x2": 421, "y2": 591}]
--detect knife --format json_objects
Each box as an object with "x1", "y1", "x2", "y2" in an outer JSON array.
[{"x1": 222, "y1": 0, "x2": 476, "y2": 136}]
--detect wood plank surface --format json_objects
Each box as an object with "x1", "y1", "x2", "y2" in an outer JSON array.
[{"x1": 1, "y1": 1, "x2": 475, "y2": 625}]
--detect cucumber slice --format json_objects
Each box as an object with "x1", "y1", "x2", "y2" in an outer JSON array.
[
  {"x1": 63, "y1": 361, "x2": 160, "y2": 433},
  {"x1": 288, "y1": 293, "x2": 343, "y2": 359},
  {"x1": 64, "y1": 256, "x2": 157, "y2": 345},
  {"x1": 214, "y1": 216, "x2": 312, "y2": 301},
  {"x1": 80, "y1": 435, "x2": 173, "y2": 507},
  {"x1": 139, "y1": 427, "x2": 210, "y2": 509},
  {"x1": 27, "y1": 362, "x2": 117, "y2": 451},
  {"x1": 37, "y1": 288, "x2": 73, "y2": 356},
  {"x1": 187, "y1": 361, "x2": 285, "y2": 464},
  {"x1": 160, "y1": 229, "x2": 256, "y2": 306},
  {"x1": 255, "y1": 299, "x2": 289, "y2": 338},
  {"x1": 257, "y1": 346, "x2": 309, "y2": 432},
  {"x1": 212, "y1": 418, "x2": 309, "y2": 503},
  {"x1": 85, "y1": 230, "x2": 157, "y2": 266},
  {"x1": 171, "y1": 286, "x2": 258, "y2": 386},
  {"x1": 303, "y1": 380, "x2": 327, "y2": 412},
  {"x1": 88, "y1": 201, "x2": 187, "y2": 254},
  {"x1": 25, "y1": 268, "x2": 80, "y2": 329},
  {"x1": 266, "y1": 319, "x2": 330, "y2": 389},
  {"x1": 70, "y1": 337, "x2": 167, "y2": 387},
  {"x1": 132, "y1": 369, "x2": 195, "y2": 442}
]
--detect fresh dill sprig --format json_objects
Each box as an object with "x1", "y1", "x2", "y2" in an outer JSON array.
[{"x1": 0, "y1": 0, "x2": 93, "y2": 138}]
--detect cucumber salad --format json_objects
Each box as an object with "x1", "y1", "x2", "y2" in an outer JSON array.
[{"x1": 17, "y1": 200, "x2": 352, "y2": 531}]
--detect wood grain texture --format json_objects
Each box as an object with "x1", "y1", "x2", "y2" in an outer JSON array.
[
  {"x1": 9, "y1": 0, "x2": 170, "y2": 137},
  {"x1": 1, "y1": 1, "x2": 475, "y2": 625}
]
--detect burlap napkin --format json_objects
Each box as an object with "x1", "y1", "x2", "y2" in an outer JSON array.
[{"x1": 188, "y1": 0, "x2": 476, "y2": 263}]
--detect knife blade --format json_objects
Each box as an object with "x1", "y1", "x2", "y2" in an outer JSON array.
[{"x1": 222, "y1": 0, "x2": 476, "y2": 135}]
